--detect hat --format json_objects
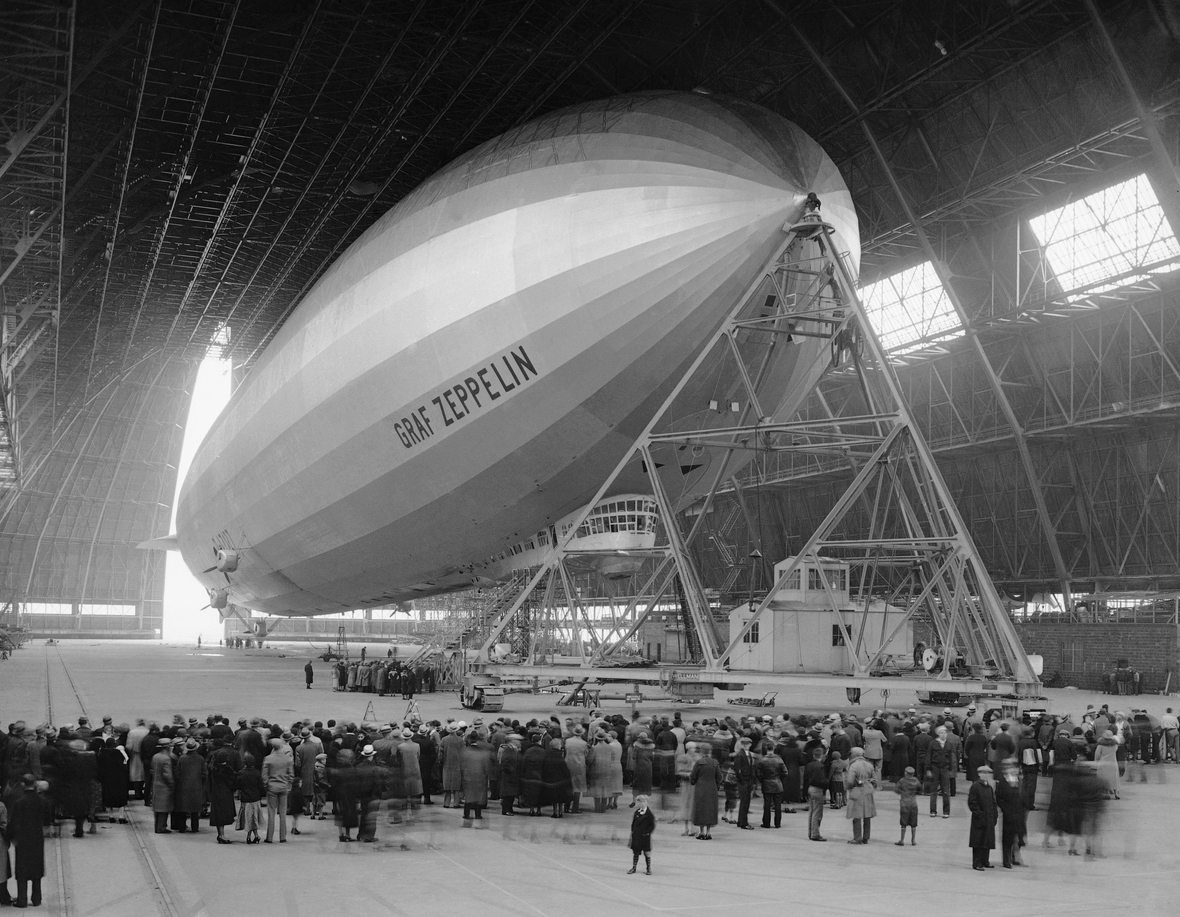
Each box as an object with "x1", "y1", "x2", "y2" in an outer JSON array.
[
  {"x1": 401, "y1": 728, "x2": 413, "y2": 739},
  {"x1": 184, "y1": 738, "x2": 199, "y2": 751},
  {"x1": 761, "y1": 715, "x2": 772, "y2": 722},
  {"x1": 966, "y1": 704, "x2": 976, "y2": 711},
  {"x1": 238, "y1": 717, "x2": 248, "y2": 726},
  {"x1": 281, "y1": 731, "x2": 294, "y2": 741},
  {"x1": 977, "y1": 765, "x2": 993, "y2": 774},
  {"x1": 473, "y1": 718, "x2": 483, "y2": 726},
  {"x1": 739, "y1": 736, "x2": 753, "y2": 745},
  {"x1": 360, "y1": 745, "x2": 375, "y2": 757},
  {"x1": 446, "y1": 722, "x2": 458, "y2": 733},
  {"x1": 904, "y1": 766, "x2": 916, "y2": 775},
  {"x1": 380, "y1": 724, "x2": 393, "y2": 734},
  {"x1": 103, "y1": 716, "x2": 113, "y2": 724},
  {"x1": 457, "y1": 720, "x2": 467, "y2": 729},
  {"x1": 942, "y1": 708, "x2": 952, "y2": 714},
  {"x1": 828, "y1": 714, "x2": 840, "y2": 723},
  {"x1": 171, "y1": 737, "x2": 186, "y2": 747},
  {"x1": 506, "y1": 733, "x2": 523, "y2": 743},
  {"x1": 300, "y1": 728, "x2": 311, "y2": 738},
  {"x1": 418, "y1": 725, "x2": 429, "y2": 735},
  {"x1": 849, "y1": 747, "x2": 864, "y2": 758},
  {"x1": 572, "y1": 725, "x2": 584, "y2": 736}
]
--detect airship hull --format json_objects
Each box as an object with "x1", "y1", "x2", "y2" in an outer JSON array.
[{"x1": 176, "y1": 92, "x2": 859, "y2": 615}]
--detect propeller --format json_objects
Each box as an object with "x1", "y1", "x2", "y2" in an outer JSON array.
[
  {"x1": 202, "y1": 548, "x2": 240, "y2": 576},
  {"x1": 201, "y1": 587, "x2": 230, "y2": 611}
]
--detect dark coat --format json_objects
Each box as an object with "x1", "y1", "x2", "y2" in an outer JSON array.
[
  {"x1": 689, "y1": 755, "x2": 721, "y2": 827},
  {"x1": 963, "y1": 732, "x2": 989, "y2": 782},
  {"x1": 967, "y1": 780, "x2": 997, "y2": 849},
  {"x1": 756, "y1": 752, "x2": 786, "y2": 795},
  {"x1": 498, "y1": 742, "x2": 522, "y2": 796},
  {"x1": 779, "y1": 742, "x2": 805, "y2": 803},
  {"x1": 10, "y1": 790, "x2": 46, "y2": 881},
  {"x1": 174, "y1": 751, "x2": 206, "y2": 813},
  {"x1": 96, "y1": 744, "x2": 130, "y2": 808},
  {"x1": 460, "y1": 742, "x2": 492, "y2": 807},
  {"x1": 520, "y1": 743, "x2": 547, "y2": 807},
  {"x1": 888, "y1": 732, "x2": 911, "y2": 781},
  {"x1": 9, "y1": 788, "x2": 46, "y2": 882},
  {"x1": 995, "y1": 772, "x2": 1026, "y2": 841},
  {"x1": 540, "y1": 745, "x2": 572, "y2": 806},
  {"x1": 628, "y1": 806, "x2": 655, "y2": 852},
  {"x1": 206, "y1": 747, "x2": 241, "y2": 827},
  {"x1": 630, "y1": 744, "x2": 654, "y2": 796}
]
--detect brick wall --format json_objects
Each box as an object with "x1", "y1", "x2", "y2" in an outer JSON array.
[{"x1": 1015, "y1": 623, "x2": 1180, "y2": 692}]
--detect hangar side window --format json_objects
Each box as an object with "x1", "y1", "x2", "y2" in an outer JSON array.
[
  {"x1": 1061, "y1": 639, "x2": 1084, "y2": 672},
  {"x1": 1028, "y1": 172, "x2": 1180, "y2": 301},
  {"x1": 24, "y1": 602, "x2": 72, "y2": 614},
  {"x1": 742, "y1": 621, "x2": 759, "y2": 644},
  {"x1": 79, "y1": 603, "x2": 136, "y2": 615}
]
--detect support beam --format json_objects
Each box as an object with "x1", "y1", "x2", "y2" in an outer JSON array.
[{"x1": 787, "y1": 18, "x2": 1075, "y2": 614}]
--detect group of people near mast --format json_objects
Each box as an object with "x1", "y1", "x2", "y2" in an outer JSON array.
[{"x1": 0, "y1": 695, "x2": 1168, "y2": 903}]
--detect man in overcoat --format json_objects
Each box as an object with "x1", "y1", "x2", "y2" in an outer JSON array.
[
  {"x1": 968, "y1": 764, "x2": 998, "y2": 869},
  {"x1": 9, "y1": 776, "x2": 47, "y2": 908}
]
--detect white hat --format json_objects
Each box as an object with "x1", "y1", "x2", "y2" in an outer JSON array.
[{"x1": 360, "y1": 744, "x2": 375, "y2": 757}]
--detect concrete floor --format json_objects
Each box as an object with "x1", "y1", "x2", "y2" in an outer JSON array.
[{"x1": 3, "y1": 639, "x2": 1179, "y2": 916}]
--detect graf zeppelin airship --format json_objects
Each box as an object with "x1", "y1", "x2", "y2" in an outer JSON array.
[{"x1": 166, "y1": 91, "x2": 860, "y2": 616}]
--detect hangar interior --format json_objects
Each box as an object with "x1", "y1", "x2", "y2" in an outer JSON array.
[{"x1": 3, "y1": 1, "x2": 1180, "y2": 682}]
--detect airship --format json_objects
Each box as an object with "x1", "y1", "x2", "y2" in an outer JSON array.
[{"x1": 164, "y1": 90, "x2": 860, "y2": 616}]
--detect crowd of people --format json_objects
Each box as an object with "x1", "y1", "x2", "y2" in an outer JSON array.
[
  {"x1": 0, "y1": 697, "x2": 1172, "y2": 903},
  {"x1": 325, "y1": 656, "x2": 435, "y2": 695}
]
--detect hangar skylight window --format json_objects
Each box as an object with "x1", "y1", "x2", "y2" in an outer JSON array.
[
  {"x1": 1027, "y1": 172, "x2": 1180, "y2": 300},
  {"x1": 859, "y1": 261, "x2": 961, "y2": 354}
]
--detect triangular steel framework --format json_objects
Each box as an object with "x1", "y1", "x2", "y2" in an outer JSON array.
[{"x1": 473, "y1": 206, "x2": 1040, "y2": 695}]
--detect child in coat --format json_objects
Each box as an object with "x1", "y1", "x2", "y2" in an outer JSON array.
[
  {"x1": 827, "y1": 752, "x2": 846, "y2": 808},
  {"x1": 627, "y1": 794, "x2": 656, "y2": 875},
  {"x1": 894, "y1": 765, "x2": 921, "y2": 845},
  {"x1": 236, "y1": 754, "x2": 265, "y2": 845}
]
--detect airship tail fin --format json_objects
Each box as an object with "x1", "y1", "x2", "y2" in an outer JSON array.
[{"x1": 137, "y1": 533, "x2": 180, "y2": 551}]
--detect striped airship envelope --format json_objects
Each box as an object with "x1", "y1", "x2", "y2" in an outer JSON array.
[{"x1": 177, "y1": 91, "x2": 860, "y2": 615}]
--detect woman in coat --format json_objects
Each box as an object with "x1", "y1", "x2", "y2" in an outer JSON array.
[
  {"x1": 1094, "y1": 730, "x2": 1120, "y2": 798},
  {"x1": 602, "y1": 732, "x2": 624, "y2": 809},
  {"x1": 206, "y1": 740, "x2": 240, "y2": 844},
  {"x1": 963, "y1": 722, "x2": 989, "y2": 783},
  {"x1": 331, "y1": 747, "x2": 359, "y2": 841},
  {"x1": 627, "y1": 794, "x2": 656, "y2": 875},
  {"x1": 844, "y1": 747, "x2": 878, "y2": 844},
  {"x1": 587, "y1": 731, "x2": 611, "y2": 812},
  {"x1": 96, "y1": 737, "x2": 129, "y2": 817},
  {"x1": 150, "y1": 744, "x2": 175, "y2": 834},
  {"x1": 688, "y1": 747, "x2": 721, "y2": 839},
  {"x1": 968, "y1": 765, "x2": 998, "y2": 869},
  {"x1": 498, "y1": 734, "x2": 523, "y2": 815},
  {"x1": 520, "y1": 734, "x2": 547, "y2": 816},
  {"x1": 459, "y1": 734, "x2": 492, "y2": 822},
  {"x1": 630, "y1": 736, "x2": 655, "y2": 804},
  {"x1": 563, "y1": 727, "x2": 588, "y2": 814},
  {"x1": 174, "y1": 739, "x2": 207, "y2": 834},
  {"x1": 397, "y1": 729, "x2": 423, "y2": 802},
  {"x1": 541, "y1": 737, "x2": 572, "y2": 818},
  {"x1": 439, "y1": 725, "x2": 465, "y2": 807}
]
